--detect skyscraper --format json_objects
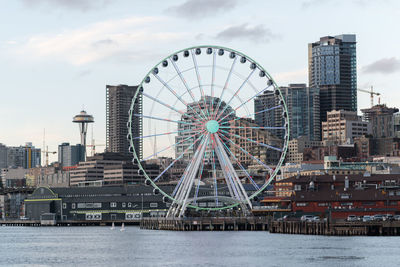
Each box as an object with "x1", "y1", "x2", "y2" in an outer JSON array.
[
  {"x1": 280, "y1": 84, "x2": 320, "y2": 141},
  {"x1": 254, "y1": 90, "x2": 284, "y2": 138},
  {"x1": 106, "y1": 84, "x2": 142, "y2": 159},
  {"x1": 58, "y1": 142, "x2": 85, "y2": 167},
  {"x1": 308, "y1": 34, "x2": 357, "y2": 123}
]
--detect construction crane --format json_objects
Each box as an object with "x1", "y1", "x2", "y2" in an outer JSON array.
[
  {"x1": 86, "y1": 142, "x2": 106, "y2": 156},
  {"x1": 42, "y1": 146, "x2": 57, "y2": 167},
  {"x1": 357, "y1": 86, "x2": 380, "y2": 107}
]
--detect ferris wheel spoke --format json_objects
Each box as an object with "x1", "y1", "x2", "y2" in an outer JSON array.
[
  {"x1": 172, "y1": 136, "x2": 207, "y2": 197},
  {"x1": 220, "y1": 126, "x2": 286, "y2": 130},
  {"x1": 134, "y1": 113, "x2": 202, "y2": 126},
  {"x1": 170, "y1": 58, "x2": 207, "y2": 120},
  {"x1": 174, "y1": 134, "x2": 210, "y2": 214},
  {"x1": 219, "y1": 105, "x2": 283, "y2": 126},
  {"x1": 213, "y1": 56, "x2": 238, "y2": 119},
  {"x1": 215, "y1": 134, "x2": 260, "y2": 190},
  {"x1": 210, "y1": 49, "x2": 217, "y2": 117},
  {"x1": 153, "y1": 73, "x2": 205, "y2": 122},
  {"x1": 219, "y1": 129, "x2": 283, "y2": 152},
  {"x1": 211, "y1": 148, "x2": 219, "y2": 206},
  {"x1": 217, "y1": 84, "x2": 274, "y2": 123},
  {"x1": 215, "y1": 68, "x2": 256, "y2": 121},
  {"x1": 153, "y1": 132, "x2": 206, "y2": 183},
  {"x1": 218, "y1": 131, "x2": 273, "y2": 173},
  {"x1": 190, "y1": 49, "x2": 209, "y2": 118},
  {"x1": 194, "y1": 138, "x2": 210, "y2": 204},
  {"x1": 213, "y1": 133, "x2": 252, "y2": 206},
  {"x1": 134, "y1": 127, "x2": 203, "y2": 140},
  {"x1": 143, "y1": 92, "x2": 188, "y2": 118},
  {"x1": 142, "y1": 130, "x2": 204, "y2": 161}
]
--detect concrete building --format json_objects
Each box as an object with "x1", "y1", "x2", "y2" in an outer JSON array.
[
  {"x1": 58, "y1": 142, "x2": 85, "y2": 167},
  {"x1": 1, "y1": 168, "x2": 28, "y2": 188},
  {"x1": 280, "y1": 84, "x2": 320, "y2": 141},
  {"x1": 36, "y1": 167, "x2": 70, "y2": 188},
  {"x1": 286, "y1": 136, "x2": 322, "y2": 164},
  {"x1": 322, "y1": 110, "x2": 371, "y2": 144},
  {"x1": 394, "y1": 113, "x2": 400, "y2": 138},
  {"x1": 103, "y1": 162, "x2": 159, "y2": 186},
  {"x1": 361, "y1": 104, "x2": 399, "y2": 138},
  {"x1": 106, "y1": 84, "x2": 142, "y2": 159},
  {"x1": 309, "y1": 34, "x2": 357, "y2": 122},
  {"x1": 228, "y1": 118, "x2": 282, "y2": 167}
]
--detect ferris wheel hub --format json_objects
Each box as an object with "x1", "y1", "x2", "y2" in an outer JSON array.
[{"x1": 206, "y1": 120, "x2": 219, "y2": 133}]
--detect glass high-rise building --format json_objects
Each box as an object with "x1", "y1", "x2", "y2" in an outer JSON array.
[
  {"x1": 58, "y1": 142, "x2": 85, "y2": 167},
  {"x1": 308, "y1": 34, "x2": 357, "y2": 123},
  {"x1": 106, "y1": 84, "x2": 142, "y2": 159},
  {"x1": 280, "y1": 84, "x2": 320, "y2": 141}
]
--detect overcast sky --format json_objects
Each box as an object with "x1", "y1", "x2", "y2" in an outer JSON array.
[{"x1": 1, "y1": 0, "x2": 399, "y2": 162}]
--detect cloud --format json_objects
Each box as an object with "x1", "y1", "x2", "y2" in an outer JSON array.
[
  {"x1": 13, "y1": 16, "x2": 184, "y2": 65},
  {"x1": 165, "y1": 0, "x2": 237, "y2": 19},
  {"x1": 215, "y1": 24, "x2": 279, "y2": 43},
  {"x1": 363, "y1": 57, "x2": 400, "y2": 74},
  {"x1": 20, "y1": 0, "x2": 111, "y2": 11}
]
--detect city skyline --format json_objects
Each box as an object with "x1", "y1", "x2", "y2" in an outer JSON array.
[{"x1": 1, "y1": 0, "x2": 400, "y2": 163}]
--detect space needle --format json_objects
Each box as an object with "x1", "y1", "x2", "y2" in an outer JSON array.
[{"x1": 73, "y1": 110, "x2": 94, "y2": 159}]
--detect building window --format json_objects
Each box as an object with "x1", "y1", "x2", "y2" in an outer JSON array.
[
  {"x1": 150, "y1": 203, "x2": 158, "y2": 208},
  {"x1": 122, "y1": 202, "x2": 126, "y2": 208},
  {"x1": 110, "y1": 202, "x2": 117, "y2": 208},
  {"x1": 62, "y1": 203, "x2": 67, "y2": 209},
  {"x1": 294, "y1": 184, "x2": 301, "y2": 191},
  {"x1": 296, "y1": 202, "x2": 307, "y2": 207},
  {"x1": 128, "y1": 202, "x2": 132, "y2": 208},
  {"x1": 72, "y1": 203, "x2": 76, "y2": 209}
]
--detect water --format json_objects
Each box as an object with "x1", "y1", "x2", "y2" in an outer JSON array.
[{"x1": 0, "y1": 226, "x2": 399, "y2": 267}]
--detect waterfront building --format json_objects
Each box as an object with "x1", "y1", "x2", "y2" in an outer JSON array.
[
  {"x1": 361, "y1": 104, "x2": 399, "y2": 138},
  {"x1": 24, "y1": 184, "x2": 261, "y2": 221},
  {"x1": 273, "y1": 173, "x2": 400, "y2": 219},
  {"x1": 106, "y1": 84, "x2": 142, "y2": 159},
  {"x1": 280, "y1": 84, "x2": 320, "y2": 141},
  {"x1": 322, "y1": 110, "x2": 371, "y2": 144},
  {"x1": 58, "y1": 142, "x2": 85, "y2": 167},
  {"x1": 286, "y1": 136, "x2": 322, "y2": 164},
  {"x1": 309, "y1": 34, "x2": 357, "y2": 122}
]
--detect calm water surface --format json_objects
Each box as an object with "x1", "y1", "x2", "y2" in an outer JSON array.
[{"x1": 0, "y1": 226, "x2": 399, "y2": 266}]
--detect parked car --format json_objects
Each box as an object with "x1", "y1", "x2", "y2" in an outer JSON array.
[
  {"x1": 373, "y1": 214, "x2": 385, "y2": 221},
  {"x1": 394, "y1": 215, "x2": 400, "y2": 221},
  {"x1": 300, "y1": 215, "x2": 315, "y2": 222},
  {"x1": 362, "y1": 215, "x2": 373, "y2": 222},
  {"x1": 312, "y1": 216, "x2": 320, "y2": 222},
  {"x1": 346, "y1": 215, "x2": 358, "y2": 222},
  {"x1": 384, "y1": 214, "x2": 394, "y2": 221}
]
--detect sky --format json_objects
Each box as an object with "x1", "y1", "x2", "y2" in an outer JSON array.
[{"x1": 1, "y1": 0, "x2": 399, "y2": 163}]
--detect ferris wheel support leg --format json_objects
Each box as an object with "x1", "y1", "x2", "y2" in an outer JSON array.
[
  {"x1": 167, "y1": 135, "x2": 210, "y2": 218},
  {"x1": 213, "y1": 134, "x2": 253, "y2": 211}
]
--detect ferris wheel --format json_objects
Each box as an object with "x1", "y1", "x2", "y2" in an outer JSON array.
[{"x1": 128, "y1": 45, "x2": 289, "y2": 217}]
